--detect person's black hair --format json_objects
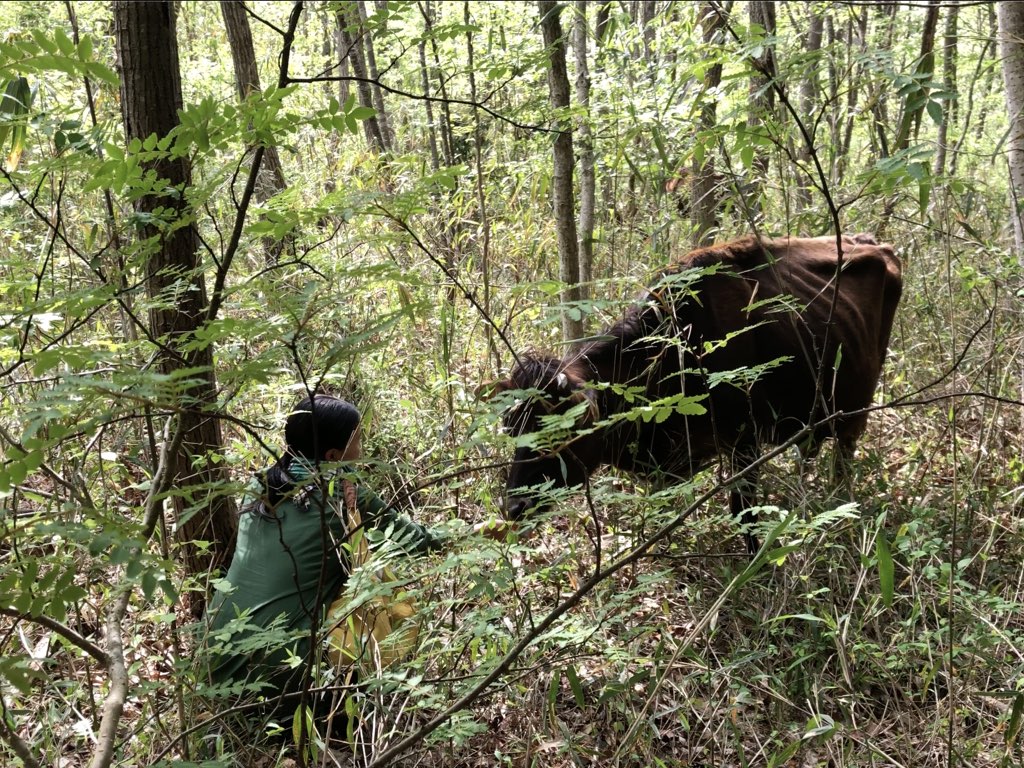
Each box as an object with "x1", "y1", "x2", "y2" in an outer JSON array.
[{"x1": 262, "y1": 395, "x2": 361, "y2": 509}]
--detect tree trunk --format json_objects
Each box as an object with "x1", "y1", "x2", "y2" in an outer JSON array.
[
  {"x1": 356, "y1": 0, "x2": 394, "y2": 152},
  {"x1": 334, "y1": 20, "x2": 351, "y2": 107},
  {"x1": 998, "y1": 0, "x2": 1024, "y2": 259},
  {"x1": 113, "y1": 0, "x2": 236, "y2": 583},
  {"x1": 950, "y1": 6, "x2": 996, "y2": 177},
  {"x1": 418, "y1": 10, "x2": 440, "y2": 172},
  {"x1": 538, "y1": 0, "x2": 583, "y2": 343},
  {"x1": 640, "y1": 0, "x2": 657, "y2": 65},
  {"x1": 933, "y1": 1, "x2": 958, "y2": 177},
  {"x1": 574, "y1": 0, "x2": 595, "y2": 302},
  {"x1": 893, "y1": 0, "x2": 940, "y2": 153},
  {"x1": 796, "y1": 8, "x2": 823, "y2": 209},
  {"x1": 746, "y1": 0, "x2": 776, "y2": 215},
  {"x1": 834, "y1": 8, "x2": 868, "y2": 185},
  {"x1": 420, "y1": 2, "x2": 456, "y2": 166},
  {"x1": 692, "y1": 2, "x2": 724, "y2": 245},
  {"x1": 337, "y1": 3, "x2": 385, "y2": 152},
  {"x1": 464, "y1": 1, "x2": 499, "y2": 365},
  {"x1": 220, "y1": 0, "x2": 289, "y2": 264}
]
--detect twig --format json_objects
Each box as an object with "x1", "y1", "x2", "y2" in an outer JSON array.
[
  {"x1": 88, "y1": 416, "x2": 184, "y2": 768},
  {"x1": 205, "y1": 1, "x2": 304, "y2": 324},
  {"x1": 0, "y1": 608, "x2": 108, "y2": 666}
]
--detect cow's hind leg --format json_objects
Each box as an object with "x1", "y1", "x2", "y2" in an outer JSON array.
[{"x1": 832, "y1": 417, "x2": 865, "y2": 493}]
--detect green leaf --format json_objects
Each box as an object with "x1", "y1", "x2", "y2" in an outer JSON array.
[
  {"x1": 54, "y1": 28, "x2": 75, "y2": 57},
  {"x1": 739, "y1": 143, "x2": 755, "y2": 170},
  {"x1": 876, "y1": 528, "x2": 894, "y2": 608},
  {"x1": 78, "y1": 35, "x2": 93, "y2": 61},
  {"x1": 0, "y1": 658, "x2": 38, "y2": 695},
  {"x1": 1008, "y1": 691, "x2": 1024, "y2": 749},
  {"x1": 564, "y1": 663, "x2": 586, "y2": 707},
  {"x1": 29, "y1": 29, "x2": 58, "y2": 55},
  {"x1": 84, "y1": 61, "x2": 119, "y2": 87},
  {"x1": 349, "y1": 105, "x2": 376, "y2": 121}
]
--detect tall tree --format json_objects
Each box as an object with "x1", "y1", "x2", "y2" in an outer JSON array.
[
  {"x1": 220, "y1": 0, "x2": 289, "y2": 264},
  {"x1": 933, "y1": 1, "x2": 959, "y2": 177},
  {"x1": 892, "y1": 0, "x2": 941, "y2": 154},
  {"x1": 418, "y1": 1, "x2": 440, "y2": 172},
  {"x1": 356, "y1": 0, "x2": 395, "y2": 151},
  {"x1": 337, "y1": 2, "x2": 386, "y2": 152},
  {"x1": 573, "y1": 0, "x2": 595, "y2": 301},
  {"x1": 692, "y1": 2, "x2": 725, "y2": 245},
  {"x1": 998, "y1": 0, "x2": 1024, "y2": 261},
  {"x1": 538, "y1": 0, "x2": 583, "y2": 342},
  {"x1": 833, "y1": 8, "x2": 869, "y2": 186},
  {"x1": 796, "y1": 7, "x2": 823, "y2": 209},
  {"x1": 746, "y1": 0, "x2": 776, "y2": 215},
  {"x1": 113, "y1": 0, "x2": 236, "y2": 580}
]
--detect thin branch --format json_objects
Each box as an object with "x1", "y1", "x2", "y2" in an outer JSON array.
[
  {"x1": 285, "y1": 72, "x2": 558, "y2": 135},
  {"x1": 0, "y1": 608, "x2": 109, "y2": 666},
  {"x1": 206, "y1": 1, "x2": 303, "y2": 323},
  {"x1": 88, "y1": 416, "x2": 184, "y2": 768}
]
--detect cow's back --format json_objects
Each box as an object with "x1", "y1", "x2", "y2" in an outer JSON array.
[{"x1": 642, "y1": 234, "x2": 901, "y2": 462}]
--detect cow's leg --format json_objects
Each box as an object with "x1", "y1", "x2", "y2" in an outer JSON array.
[
  {"x1": 832, "y1": 416, "x2": 865, "y2": 492},
  {"x1": 729, "y1": 444, "x2": 761, "y2": 554}
]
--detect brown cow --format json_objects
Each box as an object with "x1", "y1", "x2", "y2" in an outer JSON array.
[{"x1": 483, "y1": 234, "x2": 903, "y2": 552}]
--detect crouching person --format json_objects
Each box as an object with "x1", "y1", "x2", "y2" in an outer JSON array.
[{"x1": 203, "y1": 394, "x2": 445, "y2": 734}]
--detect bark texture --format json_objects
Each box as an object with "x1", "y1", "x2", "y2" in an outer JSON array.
[
  {"x1": 113, "y1": 0, "x2": 236, "y2": 581},
  {"x1": 220, "y1": 0, "x2": 288, "y2": 263},
  {"x1": 356, "y1": 0, "x2": 394, "y2": 151},
  {"x1": 574, "y1": 0, "x2": 595, "y2": 301},
  {"x1": 539, "y1": 0, "x2": 583, "y2": 342},
  {"x1": 933, "y1": 2, "x2": 958, "y2": 176},
  {"x1": 998, "y1": 0, "x2": 1024, "y2": 259},
  {"x1": 747, "y1": 0, "x2": 776, "y2": 212},
  {"x1": 337, "y1": 3, "x2": 385, "y2": 152},
  {"x1": 692, "y1": 2, "x2": 725, "y2": 245}
]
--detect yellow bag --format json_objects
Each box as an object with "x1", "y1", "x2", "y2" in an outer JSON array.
[{"x1": 325, "y1": 481, "x2": 418, "y2": 672}]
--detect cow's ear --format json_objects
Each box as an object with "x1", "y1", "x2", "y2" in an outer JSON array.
[{"x1": 475, "y1": 380, "x2": 511, "y2": 401}]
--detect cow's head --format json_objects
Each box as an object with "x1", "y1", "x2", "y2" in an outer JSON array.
[{"x1": 479, "y1": 355, "x2": 602, "y2": 520}]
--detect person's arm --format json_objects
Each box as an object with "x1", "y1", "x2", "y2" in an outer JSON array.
[{"x1": 356, "y1": 486, "x2": 445, "y2": 554}]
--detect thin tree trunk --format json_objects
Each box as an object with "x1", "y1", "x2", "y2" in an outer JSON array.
[
  {"x1": 797, "y1": 8, "x2": 823, "y2": 209},
  {"x1": 869, "y1": 3, "x2": 898, "y2": 159},
  {"x1": 640, "y1": 0, "x2": 657, "y2": 65},
  {"x1": 335, "y1": 21, "x2": 351, "y2": 106},
  {"x1": 996, "y1": 0, "x2": 1024, "y2": 427},
  {"x1": 879, "y1": 0, "x2": 939, "y2": 235},
  {"x1": 337, "y1": 3, "x2": 385, "y2": 152},
  {"x1": 220, "y1": 0, "x2": 288, "y2": 264},
  {"x1": 933, "y1": 2, "x2": 958, "y2": 176},
  {"x1": 892, "y1": 0, "x2": 941, "y2": 153},
  {"x1": 574, "y1": 0, "x2": 595, "y2": 302},
  {"x1": 418, "y1": 7, "x2": 439, "y2": 171},
  {"x1": 113, "y1": 0, "x2": 236, "y2": 582},
  {"x1": 998, "y1": 0, "x2": 1024, "y2": 259},
  {"x1": 950, "y1": 6, "x2": 995, "y2": 177},
  {"x1": 356, "y1": 0, "x2": 394, "y2": 151},
  {"x1": 692, "y1": 2, "x2": 725, "y2": 245},
  {"x1": 835, "y1": 8, "x2": 868, "y2": 185},
  {"x1": 421, "y1": 1, "x2": 456, "y2": 166},
  {"x1": 464, "y1": 1, "x2": 499, "y2": 365},
  {"x1": 538, "y1": 0, "x2": 583, "y2": 343},
  {"x1": 747, "y1": 0, "x2": 776, "y2": 215},
  {"x1": 419, "y1": 0, "x2": 458, "y2": 302}
]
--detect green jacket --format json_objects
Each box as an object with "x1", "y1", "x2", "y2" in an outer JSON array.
[{"x1": 206, "y1": 459, "x2": 441, "y2": 697}]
